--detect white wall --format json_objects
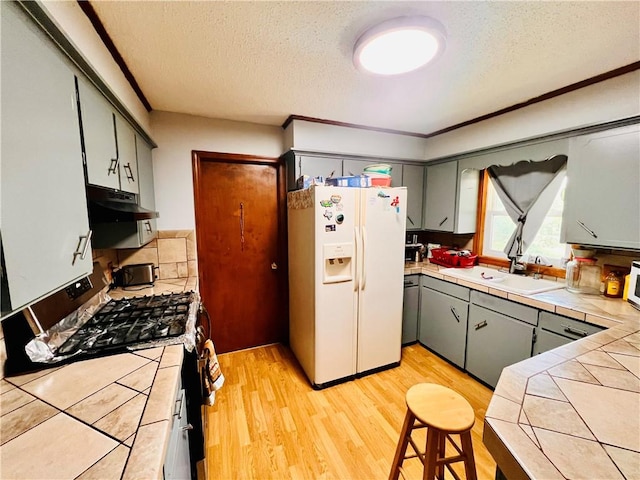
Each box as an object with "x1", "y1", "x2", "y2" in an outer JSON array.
[
  {"x1": 287, "y1": 119, "x2": 428, "y2": 161},
  {"x1": 424, "y1": 71, "x2": 640, "y2": 160},
  {"x1": 150, "y1": 111, "x2": 284, "y2": 230},
  {"x1": 40, "y1": 1, "x2": 151, "y2": 133}
]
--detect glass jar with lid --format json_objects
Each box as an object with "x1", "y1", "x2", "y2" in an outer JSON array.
[{"x1": 566, "y1": 258, "x2": 602, "y2": 295}]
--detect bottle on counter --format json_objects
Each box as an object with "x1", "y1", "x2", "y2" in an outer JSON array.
[
  {"x1": 622, "y1": 273, "x2": 631, "y2": 301},
  {"x1": 604, "y1": 271, "x2": 623, "y2": 298}
]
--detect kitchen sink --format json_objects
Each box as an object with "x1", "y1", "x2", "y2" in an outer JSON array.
[{"x1": 439, "y1": 266, "x2": 565, "y2": 295}]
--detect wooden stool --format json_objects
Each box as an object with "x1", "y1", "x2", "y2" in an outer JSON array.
[{"x1": 389, "y1": 383, "x2": 477, "y2": 480}]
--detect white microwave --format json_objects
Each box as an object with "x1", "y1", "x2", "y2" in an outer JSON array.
[{"x1": 628, "y1": 261, "x2": 640, "y2": 311}]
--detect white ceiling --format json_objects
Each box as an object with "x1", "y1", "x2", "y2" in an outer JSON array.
[{"x1": 89, "y1": 1, "x2": 639, "y2": 135}]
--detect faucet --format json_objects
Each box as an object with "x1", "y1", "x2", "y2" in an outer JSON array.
[
  {"x1": 532, "y1": 256, "x2": 543, "y2": 279},
  {"x1": 508, "y1": 237, "x2": 527, "y2": 275},
  {"x1": 508, "y1": 256, "x2": 526, "y2": 275}
]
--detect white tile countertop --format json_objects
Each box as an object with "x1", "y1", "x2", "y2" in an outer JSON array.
[
  {"x1": 405, "y1": 261, "x2": 640, "y2": 479},
  {"x1": 0, "y1": 278, "x2": 198, "y2": 479}
]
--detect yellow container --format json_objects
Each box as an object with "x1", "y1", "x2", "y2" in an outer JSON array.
[{"x1": 623, "y1": 273, "x2": 631, "y2": 301}]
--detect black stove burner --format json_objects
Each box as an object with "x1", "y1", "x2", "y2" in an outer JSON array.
[{"x1": 57, "y1": 292, "x2": 195, "y2": 355}]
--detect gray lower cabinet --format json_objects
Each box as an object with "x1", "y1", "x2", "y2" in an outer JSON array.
[
  {"x1": 402, "y1": 275, "x2": 420, "y2": 344},
  {"x1": 466, "y1": 303, "x2": 535, "y2": 388},
  {"x1": 533, "y1": 329, "x2": 572, "y2": 355},
  {"x1": 561, "y1": 124, "x2": 640, "y2": 250},
  {"x1": 419, "y1": 277, "x2": 470, "y2": 368},
  {"x1": 1, "y1": 1, "x2": 93, "y2": 315},
  {"x1": 402, "y1": 164, "x2": 425, "y2": 230},
  {"x1": 533, "y1": 311, "x2": 604, "y2": 355},
  {"x1": 164, "y1": 388, "x2": 191, "y2": 480}
]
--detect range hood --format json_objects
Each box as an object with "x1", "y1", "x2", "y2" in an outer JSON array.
[{"x1": 87, "y1": 185, "x2": 158, "y2": 223}]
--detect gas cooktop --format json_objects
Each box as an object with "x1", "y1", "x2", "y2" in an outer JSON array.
[{"x1": 57, "y1": 292, "x2": 197, "y2": 356}]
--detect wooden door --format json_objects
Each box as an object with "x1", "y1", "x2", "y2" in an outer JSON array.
[{"x1": 193, "y1": 152, "x2": 286, "y2": 353}]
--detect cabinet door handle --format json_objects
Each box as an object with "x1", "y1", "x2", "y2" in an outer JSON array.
[
  {"x1": 144, "y1": 221, "x2": 153, "y2": 233},
  {"x1": 72, "y1": 230, "x2": 92, "y2": 266},
  {"x1": 123, "y1": 163, "x2": 135, "y2": 182},
  {"x1": 576, "y1": 220, "x2": 598, "y2": 238},
  {"x1": 450, "y1": 306, "x2": 460, "y2": 322},
  {"x1": 181, "y1": 423, "x2": 194, "y2": 431},
  {"x1": 407, "y1": 215, "x2": 415, "y2": 226},
  {"x1": 107, "y1": 158, "x2": 118, "y2": 175},
  {"x1": 438, "y1": 216, "x2": 448, "y2": 227},
  {"x1": 561, "y1": 324, "x2": 588, "y2": 337},
  {"x1": 404, "y1": 281, "x2": 414, "y2": 286},
  {"x1": 474, "y1": 320, "x2": 488, "y2": 330},
  {"x1": 174, "y1": 394, "x2": 184, "y2": 419}
]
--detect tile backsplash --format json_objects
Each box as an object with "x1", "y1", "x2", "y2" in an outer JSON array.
[{"x1": 93, "y1": 230, "x2": 197, "y2": 283}]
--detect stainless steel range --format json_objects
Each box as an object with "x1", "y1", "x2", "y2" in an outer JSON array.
[
  {"x1": 56, "y1": 292, "x2": 196, "y2": 356},
  {"x1": 2, "y1": 263, "x2": 200, "y2": 375}
]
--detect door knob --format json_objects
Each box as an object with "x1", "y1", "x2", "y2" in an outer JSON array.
[{"x1": 271, "y1": 262, "x2": 278, "y2": 270}]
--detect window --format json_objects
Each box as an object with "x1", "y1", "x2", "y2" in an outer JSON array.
[{"x1": 482, "y1": 175, "x2": 570, "y2": 266}]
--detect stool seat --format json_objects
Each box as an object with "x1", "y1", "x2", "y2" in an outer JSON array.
[
  {"x1": 406, "y1": 383, "x2": 475, "y2": 433},
  {"x1": 389, "y1": 383, "x2": 478, "y2": 480}
]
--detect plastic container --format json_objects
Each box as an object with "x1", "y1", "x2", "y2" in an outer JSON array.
[
  {"x1": 365, "y1": 172, "x2": 392, "y2": 187},
  {"x1": 430, "y1": 248, "x2": 477, "y2": 268},
  {"x1": 363, "y1": 164, "x2": 392, "y2": 175},
  {"x1": 325, "y1": 175, "x2": 371, "y2": 187}
]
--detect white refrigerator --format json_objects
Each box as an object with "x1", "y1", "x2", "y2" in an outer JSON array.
[{"x1": 287, "y1": 185, "x2": 407, "y2": 388}]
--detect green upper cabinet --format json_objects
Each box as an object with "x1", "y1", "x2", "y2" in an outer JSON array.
[
  {"x1": 286, "y1": 153, "x2": 343, "y2": 191},
  {"x1": 136, "y1": 136, "x2": 157, "y2": 246},
  {"x1": 561, "y1": 124, "x2": 640, "y2": 250},
  {"x1": 77, "y1": 78, "x2": 119, "y2": 190},
  {"x1": 402, "y1": 164, "x2": 425, "y2": 230},
  {"x1": 423, "y1": 161, "x2": 478, "y2": 233},
  {"x1": 1, "y1": 1, "x2": 92, "y2": 315},
  {"x1": 78, "y1": 79, "x2": 139, "y2": 194},
  {"x1": 423, "y1": 162, "x2": 457, "y2": 231},
  {"x1": 115, "y1": 113, "x2": 139, "y2": 194}
]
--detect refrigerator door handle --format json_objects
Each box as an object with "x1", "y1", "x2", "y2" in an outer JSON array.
[
  {"x1": 361, "y1": 226, "x2": 367, "y2": 290},
  {"x1": 353, "y1": 227, "x2": 360, "y2": 292}
]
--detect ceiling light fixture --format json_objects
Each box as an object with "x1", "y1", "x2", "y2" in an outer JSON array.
[{"x1": 353, "y1": 16, "x2": 447, "y2": 76}]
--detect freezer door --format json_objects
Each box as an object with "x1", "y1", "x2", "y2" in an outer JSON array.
[
  {"x1": 356, "y1": 187, "x2": 407, "y2": 373},
  {"x1": 313, "y1": 186, "x2": 359, "y2": 385}
]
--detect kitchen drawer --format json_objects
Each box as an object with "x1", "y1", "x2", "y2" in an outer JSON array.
[
  {"x1": 422, "y1": 275, "x2": 470, "y2": 302},
  {"x1": 538, "y1": 311, "x2": 604, "y2": 340},
  {"x1": 470, "y1": 291, "x2": 538, "y2": 326},
  {"x1": 404, "y1": 274, "x2": 420, "y2": 288}
]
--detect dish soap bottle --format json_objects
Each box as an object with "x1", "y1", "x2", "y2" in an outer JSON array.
[{"x1": 604, "y1": 271, "x2": 623, "y2": 298}]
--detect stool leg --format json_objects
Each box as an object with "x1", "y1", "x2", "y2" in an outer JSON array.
[
  {"x1": 389, "y1": 410, "x2": 416, "y2": 480},
  {"x1": 422, "y1": 427, "x2": 439, "y2": 480},
  {"x1": 460, "y1": 431, "x2": 478, "y2": 480},
  {"x1": 436, "y1": 432, "x2": 445, "y2": 480}
]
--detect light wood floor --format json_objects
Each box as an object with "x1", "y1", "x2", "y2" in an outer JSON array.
[{"x1": 205, "y1": 343, "x2": 496, "y2": 479}]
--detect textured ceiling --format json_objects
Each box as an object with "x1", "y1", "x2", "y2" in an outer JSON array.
[{"x1": 89, "y1": 1, "x2": 640, "y2": 135}]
